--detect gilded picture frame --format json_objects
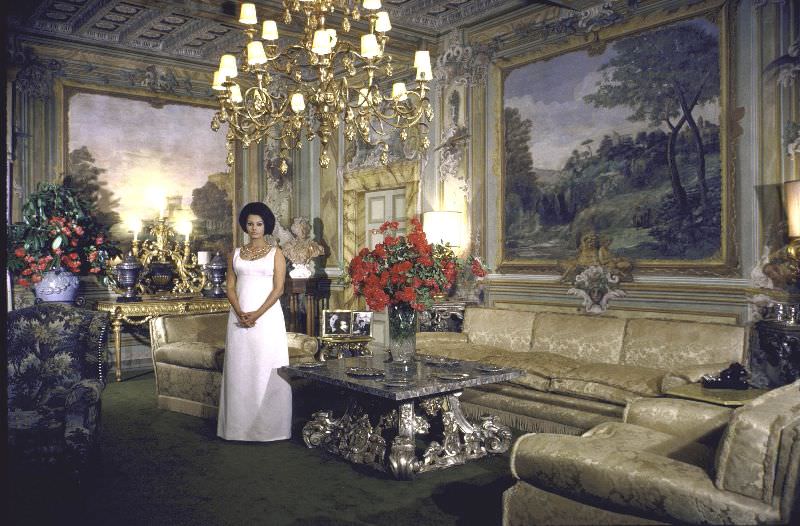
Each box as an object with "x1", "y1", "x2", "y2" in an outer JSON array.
[{"x1": 495, "y1": 0, "x2": 737, "y2": 276}]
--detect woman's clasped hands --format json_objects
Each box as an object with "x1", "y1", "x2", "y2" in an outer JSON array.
[{"x1": 236, "y1": 310, "x2": 262, "y2": 328}]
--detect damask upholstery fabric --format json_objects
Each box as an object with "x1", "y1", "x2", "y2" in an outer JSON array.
[
  {"x1": 620, "y1": 318, "x2": 746, "y2": 369},
  {"x1": 504, "y1": 390, "x2": 799, "y2": 525},
  {"x1": 7, "y1": 303, "x2": 109, "y2": 474},
  {"x1": 531, "y1": 313, "x2": 627, "y2": 364},
  {"x1": 421, "y1": 306, "x2": 748, "y2": 436},
  {"x1": 462, "y1": 384, "x2": 623, "y2": 431},
  {"x1": 482, "y1": 351, "x2": 583, "y2": 391},
  {"x1": 714, "y1": 381, "x2": 800, "y2": 503},
  {"x1": 415, "y1": 332, "x2": 469, "y2": 347},
  {"x1": 154, "y1": 342, "x2": 224, "y2": 370},
  {"x1": 149, "y1": 312, "x2": 319, "y2": 419},
  {"x1": 550, "y1": 363, "x2": 665, "y2": 404},
  {"x1": 623, "y1": 397, "x2": 731, "y2": 445},
  {"x1": 464, "y1": 308, "x2": 537, "y2": 352},
  {"x1": 502, "y1": 480, "x2": 666, "y2": 526}
]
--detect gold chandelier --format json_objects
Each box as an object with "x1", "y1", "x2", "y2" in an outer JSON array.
[{"x1": 211, "y1": 1, "x2": 434, "y2": 173}]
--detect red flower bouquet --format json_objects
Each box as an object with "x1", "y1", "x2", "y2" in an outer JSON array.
[
  {"x1": 348, "y1": 218, "x2": 488, "y2": 312},
  {"x1": 7, "y1": 183, "x2": 120, "y2": 287}
]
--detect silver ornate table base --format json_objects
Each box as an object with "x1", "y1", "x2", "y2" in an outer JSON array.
[{"x1": 302, "y1": 391, "x2": 513, "y2": 480}]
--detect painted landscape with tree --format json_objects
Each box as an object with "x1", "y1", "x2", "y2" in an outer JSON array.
[
  {"x1": 66, "y1": 91, "x2": 232, "y2": 253},
  {"x1": 503, "y1": 17, "x2": 723, "y2": 263}
]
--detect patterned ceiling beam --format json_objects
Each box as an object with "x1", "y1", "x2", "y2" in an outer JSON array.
[
  {"x1": 70, "y1": 0, "x2": 118, "y2": 36},
  {"x1": 117, "y1": 6, "x2": 167, "y2": 45}
]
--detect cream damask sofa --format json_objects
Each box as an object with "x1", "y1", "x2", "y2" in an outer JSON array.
[
  {"x1": 417, "y1": 307, "x2": 748, "y2": 434},
  {"x1": 149, "y1": 312, "x2": 318, "y2": 419},
  {"x1": 503, "y1": 380, "x2": 800, "y2": 525}
]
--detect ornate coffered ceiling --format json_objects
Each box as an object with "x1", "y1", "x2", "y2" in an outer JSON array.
[{"x1": 7, "y1": 0, "x2": 585, "y2": 67}]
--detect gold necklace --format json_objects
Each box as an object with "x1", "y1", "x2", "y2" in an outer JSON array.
[{"x1": 241, "y1": 243, "x2": 270, "y2": 260}]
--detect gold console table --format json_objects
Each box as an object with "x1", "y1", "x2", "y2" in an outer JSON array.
[{"x1": 96, "y1": 296, "x2": 229, "y2": 381}]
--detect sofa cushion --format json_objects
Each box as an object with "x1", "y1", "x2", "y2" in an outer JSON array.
[
  {"x1": 465, "y1": 308, "x2": 537, "y2": 353},
  {"x1": 154, "y1": 341, "x2": 224, "y2": 370},
  {"x1": 531, "y1": 313, "x2": 627, "y2": 364},
  {"x1": 484, "y1": 352, "x2": 584, "y2": 392},
  {"x1": 620, "y1": 318, "x2": 746, "y2": 369},
  {"x1": 715, "y1": 380, "x2": 800, "y2": 503},
  {"x1": 421, "y1": 343, "x2": 507, "y2": 362},
  {"x1": 550, "y1": 364, "x2": 666, "y2": 405}
]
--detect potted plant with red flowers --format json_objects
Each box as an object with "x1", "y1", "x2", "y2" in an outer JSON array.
[
  {"x1": 347, "y1": 218, "x2": 488, "y2": 362},
  {"x1": 7, "y1": 182, "x2": 121, "y2": 303}
]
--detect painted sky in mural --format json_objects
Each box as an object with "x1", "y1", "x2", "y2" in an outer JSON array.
[{"x1": 68, "y1": 92, "x2": 228, "y2": 235}]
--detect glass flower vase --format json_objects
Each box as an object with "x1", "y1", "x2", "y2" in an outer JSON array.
[{"x1": 388, "y1": 302, "x2": 417, "y2": 363}]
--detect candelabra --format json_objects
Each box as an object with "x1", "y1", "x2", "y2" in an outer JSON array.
[{"x1": 108, "y1": 218, "x2": 206, "y2": 297}]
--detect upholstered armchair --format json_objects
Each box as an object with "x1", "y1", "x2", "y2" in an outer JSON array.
[
  {"x1": 504, "y1": 381, "x2": 800, "y2": 525},
  {"x1": 149, "y1": 311, "x2": 319, "y2": 419},
  {"x1": 7, "y1": 303, "x2": 109, "y2": 477}
]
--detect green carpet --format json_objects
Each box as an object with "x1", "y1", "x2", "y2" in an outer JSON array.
[{"x1": 12, "y1": 372, "x2": 516, "y2": 525}]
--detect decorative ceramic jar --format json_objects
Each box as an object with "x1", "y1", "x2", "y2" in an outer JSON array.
[
  {"x1": 205, "y1": 252, "x2": 227, "y2": 298},
  {"x1": 387, "y1": 302, "x2": 417, "y2": 363},
  {"x1": 33, "y1": 267, "x2": 81, "y2": 304},
  {"x1": 115, "y1": 253, "x2": 143, "y2": 302},
  {"x1": 148, "y1": 262, "x2": 175, "y2": 292}
]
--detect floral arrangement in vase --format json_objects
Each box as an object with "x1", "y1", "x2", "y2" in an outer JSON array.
[
  {"x1": 7, "y1": 183, "x2": 120, "y2": 293},
  {"x1": 347, "y1": 218, "x2": 488, "y2": 362}
]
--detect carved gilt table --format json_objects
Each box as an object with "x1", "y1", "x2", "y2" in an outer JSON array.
[
  {"x1": 96, "y1": 296, "x2": 229, "y2": 382},
  {"x1": 283, "y1": 353, "x2": 522, "y2": 480}
]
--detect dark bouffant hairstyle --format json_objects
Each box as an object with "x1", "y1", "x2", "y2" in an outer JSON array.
[{"x1": 238, "y1": 202, "x2": 276, "y2": 234}]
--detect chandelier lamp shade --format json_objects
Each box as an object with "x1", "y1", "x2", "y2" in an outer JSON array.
[{"x1": 210, "y1": 1, "x2": 434, "y2": 173}]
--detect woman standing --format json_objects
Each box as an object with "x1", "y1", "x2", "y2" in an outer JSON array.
[{"x1": 218, "y1": 202, "x2": 291, "y2": 441}]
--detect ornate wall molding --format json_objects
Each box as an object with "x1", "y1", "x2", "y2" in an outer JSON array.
[{"x1": 11, "y1": 47, "x2": 64, "y2": 99}]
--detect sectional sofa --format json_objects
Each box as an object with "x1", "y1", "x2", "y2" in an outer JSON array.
[{"x1": 416, "y1": 307, "x2": 748, "y2": 434}]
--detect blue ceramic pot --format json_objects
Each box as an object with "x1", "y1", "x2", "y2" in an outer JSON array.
[{"x1": 33, "y1": 267, "x2": 81, "y2": 304}]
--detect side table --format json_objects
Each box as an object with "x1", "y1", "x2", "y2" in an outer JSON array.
[
  {"x1": 95, "y1": 296, "x2": 229, "y2": 381},
  {"x1": 751, "y1": 320, "x2": 800, "y2": 388},
  {"x1": 663, "y1": 383, "x2": 769, "y2": 407}
]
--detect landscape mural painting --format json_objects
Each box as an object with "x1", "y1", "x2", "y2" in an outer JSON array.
[
  {"x1": 66, "y1": 90, "x2": 232, "y2": 254},
  {"x1": 502, "y1": 16, "x2": 727, "y2": 266}
]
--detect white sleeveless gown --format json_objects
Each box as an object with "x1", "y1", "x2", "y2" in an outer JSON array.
[{"x1": 217, "y1": 247, "x2": 292, "y2": 441}]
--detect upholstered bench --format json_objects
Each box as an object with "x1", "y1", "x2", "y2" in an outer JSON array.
[{"x1": 149, "y1": 312, "x2": 319, "y2": 419}]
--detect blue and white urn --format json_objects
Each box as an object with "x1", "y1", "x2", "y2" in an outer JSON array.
[{"x1": 33, "y1": 267, "x2": 81, "y2": 304}]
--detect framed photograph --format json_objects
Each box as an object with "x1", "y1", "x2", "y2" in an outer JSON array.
[
  {"x1": 350, "y1": 311, "x2": 373, "y2": 337},
  {"x1": 497, "y1": 4, "x2": 735, "y2": 275},
  {"x1": 64, "y1": 86, "x2": 234, "y2": 254},
  {"x1": 322, "y1": 310, "x2": 352, "y2": 337}
]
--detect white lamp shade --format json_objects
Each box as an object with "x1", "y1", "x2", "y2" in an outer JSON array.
[
  {"x1": 423, "y1": 211, "x2": 462, "y2": 247},
  {"x1": 361, "y1": 34, "x2": 379, "y2": 58},
  {"x1": 212, "y1": 70, "x2": 226, "y2": 90},
  {"x1": 262, "y1": 20, "x2": 279, "y2": 40},
  {"x1": 363, "y1": 0, "x2": 382, "y2": 10},
  {"x1": 290, "y1": 93, "x2": 306, "y2": 112},
  {"x1": 218, "y1": 54, "x2": 238, "y2": 79},
  {"x1": 312, "y1": 29, "x2": 332, "y2": 55},
  {"x1": 176, "y1": 220, "x2": 193, "y2": 237},
  {"x1": 786, "y1": 180, "x2": 800, "y2": 238},
  {"x1": 229, "y1": 84, "x2": 243, "y2": 103},
  {"x1": 247, "y1": 41, "x2": 268, "y2": 65},
  {"x1": 391, "y1": 82, "x2": 407, "y2": 101},
  {"x1": 415, "y1": 50, "x2": 432, "y2": 81},
  {"x1": 326, "y1": 28, "x2": 338, "y2": 48},
  {"x1": 375, "y1": 12, "x2": 391, "y2": 32},
  {"x1": 239, "y1": 3, "x2": 258, "y2": 25}
]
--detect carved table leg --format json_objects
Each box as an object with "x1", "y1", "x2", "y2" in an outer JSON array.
[
  {"x1": 302, "y1": 392, "x2": 512, "y2": 480},
  {"x1": 112, "y1": 317, "x2": 123, "y2": 382}
]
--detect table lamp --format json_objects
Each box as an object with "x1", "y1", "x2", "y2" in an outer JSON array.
[{"x1": 423, "y1": 211, "x2": 462, "y2": 248}]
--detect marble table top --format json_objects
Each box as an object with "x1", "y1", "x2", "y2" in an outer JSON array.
[{"x1": 282, "y1": 351, "x2": 523, "y2": 401}]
